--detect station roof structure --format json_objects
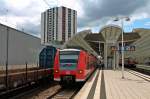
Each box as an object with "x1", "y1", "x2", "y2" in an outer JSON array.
[
  {"x1": 117, "y1": 32, "x2": 141, "y2": 43},
  {"x1": 63, "y1": 30, "x2": 98, "y2": 56},
  {"x1": 84, "y1": 33, "x2": 105, "y2": 42},
  {"x1": 63, "y1": 25, "x2": 141, "y2": 57},
  {"x1": 125, "y1": 28, "x2": 150, "y2": 63}
]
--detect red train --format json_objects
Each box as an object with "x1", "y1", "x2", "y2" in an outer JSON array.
[
  {"x1": 54, "y1": 49, "x2": 97, "y2": 84},
  {"x1": 119, "y1": 57, "x2": 137, "y2": 68}
]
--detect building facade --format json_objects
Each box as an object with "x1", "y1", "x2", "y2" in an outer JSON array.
[{"x1": 41, "y1": 6, "x2": 77, "y2": 44}]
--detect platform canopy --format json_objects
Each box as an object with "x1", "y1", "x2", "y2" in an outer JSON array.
[
  {"x1": 63, "y1": 30, "x2": 98, "y2": 57},
  {"x1": 85, "y1": 25, "x2": 140, "y2": 54},
  {"x1": 63, "y1": 25, "x2": 140, "y2": 56},
  {"x1": 100, "y1": 25, "x2": 122, "y2": 43}
]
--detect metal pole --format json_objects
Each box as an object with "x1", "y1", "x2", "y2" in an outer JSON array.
[
  {"x1": 5, "y1": 27, "x2": 9, "y2": 91},
  {"x1": 99, "y1": 42, "x2": 101, "y2": 69},
  {"x1": 99, "y1": 42, "x2": 101, "y2": 57},
  {"x1": 116, "y1": 43, "x2": 119, "y2": 69},
  {"x1": 113, "y1": 50, "x2": 116, "y2": 70},
  {"x1": 121, "y1": 19, "x2": 124, "y2": 79},
  {"x1": 37, "y1": 61, "x2": 39, "y2": 80},
  {"x1": 105, "y1": 42, "x2": 107, "y2": 69},
  {"x1": 26, "y1": 62, "x2": 28, "y2": 83},
  {"x1": 113, "y1": 42, "x2": 116, "y2": 70}
]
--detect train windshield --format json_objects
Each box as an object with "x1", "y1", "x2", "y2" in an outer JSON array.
[{"x1": 59, "y1": 51, "x2": 80, "y2": 70}]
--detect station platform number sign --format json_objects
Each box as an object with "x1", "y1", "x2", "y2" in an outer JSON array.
[{"x1": 111, "y1": 46, "x2": 135, "y2": 51}]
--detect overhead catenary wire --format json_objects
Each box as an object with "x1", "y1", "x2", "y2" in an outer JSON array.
[{"x1": 43, "y1": 0, "x2": 58, "y2": 8}]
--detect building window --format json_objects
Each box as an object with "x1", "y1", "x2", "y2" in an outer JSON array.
[{"x1": 62, "y1": 7, "x2": 66, "y2": 42}]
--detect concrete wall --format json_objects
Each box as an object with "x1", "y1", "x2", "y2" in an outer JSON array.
[{"x1": 0, "y1": 23, "x2": 41, "y2": 68}]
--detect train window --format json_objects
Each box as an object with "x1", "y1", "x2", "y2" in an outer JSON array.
[
  {"x1": 60, "y1": 51, "x2": 80, "y2": 55},
  {"x1": 60, "y1": 59, "x2": 78, "y2": 63},
  {"x1": 59, "y1": 51, "x2": 80, "y2": 70},
  {"x1": 60, "y1": 54, "x2": 78, "y2": 59}
]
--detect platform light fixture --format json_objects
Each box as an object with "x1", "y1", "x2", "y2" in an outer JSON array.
[{"x1": 113, "y1": 16, "x2": 130, "y2": 79}]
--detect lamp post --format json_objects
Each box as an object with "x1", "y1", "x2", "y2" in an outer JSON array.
[{"x1": 114, "y1": 16, "x2": 130, "y2": 79}]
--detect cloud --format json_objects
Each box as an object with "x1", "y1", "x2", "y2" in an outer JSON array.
[
  {"x1": 0, "y1": 1, "x2": 8, "y2": 16},
  {"x1": 78, "y1": 0, "x2": 149, "y2": 29},
  {"x1": 0, "y1": 0, "x2": 47, "y2": 17},
  {"x1": 0, "y1": 0, "x2": 47, "y2": 37},
  {"x1": 84, "y1": 0, "x2": 147, "y2": 19},
  {"x1": 0, "y1": 0, "x2": 150, "y2": 36},
  {"x1": 17, "y1": 21, "x2": 40, "y2": 37},
  {"x1": 145, "y1": 22, "x2": 150, "y2": 26}
]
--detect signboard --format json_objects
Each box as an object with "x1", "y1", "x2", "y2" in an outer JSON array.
[
  {"x1": 111, "y1": 46, "x2": 135, "y2": 51},
  {"x1": 124, "y1": 46, "x2": 135, "y2": 51},
  {"x1": 111, "y1": 46, "x2": 117, "y2": 51}
]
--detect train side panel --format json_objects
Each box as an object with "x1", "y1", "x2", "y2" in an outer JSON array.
[{"x1": 76, "y1": 51, "x2": 86, "y2": 81}]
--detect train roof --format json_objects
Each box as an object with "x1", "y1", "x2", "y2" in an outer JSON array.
[{"x1": 60, "y1": 49, "x2": 81, "y2": 52}]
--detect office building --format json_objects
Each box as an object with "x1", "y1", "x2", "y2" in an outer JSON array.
[{"x1": 41, "y1": 6, "x2": 77, "y2": 44}]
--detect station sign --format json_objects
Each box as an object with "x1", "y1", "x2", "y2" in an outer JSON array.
[{"x1": 111, "y1": 46, "x2": 135, "y2": 51}]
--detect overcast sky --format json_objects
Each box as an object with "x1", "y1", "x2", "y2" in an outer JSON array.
[{"x1": 0, "y1": 0, "x2": 150, "y2": 37}]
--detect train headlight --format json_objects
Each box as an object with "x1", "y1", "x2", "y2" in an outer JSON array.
[
  {"x1": 78, "y1": 70, "x2": 83, "y2": 74},
  {"x1": 55, "y1": 70, "x2": 59, "y2": 73}
]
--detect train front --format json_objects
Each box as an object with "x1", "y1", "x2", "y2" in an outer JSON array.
[{"x1": 54, "y1": 49, "x2": 82, "y2": 84}]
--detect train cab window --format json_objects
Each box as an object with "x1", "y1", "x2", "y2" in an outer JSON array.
[{"x1": 59, "y1": 51, "x2": 80, "y2": 70}]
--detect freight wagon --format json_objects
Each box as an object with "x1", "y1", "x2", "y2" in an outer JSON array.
[
  {"x1": 39, "y1": 46, "x2": 57, "y2": 78},
  {"x1": 0, "y1": 67, "x2": 51, "y2": 92}
]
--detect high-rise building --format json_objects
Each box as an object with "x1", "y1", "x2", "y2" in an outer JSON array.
[{"x1": 41, "y1": 6, "x2": 77, "y2": 44}]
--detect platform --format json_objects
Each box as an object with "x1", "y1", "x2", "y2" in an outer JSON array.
[{"x1": 75, "y1": 69, "x2": 150, "y2": 99}]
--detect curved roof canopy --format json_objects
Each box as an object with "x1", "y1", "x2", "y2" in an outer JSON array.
[
  {"x1": 100, "y1": 25, "x2": 122, "y2": 43},
  {"x1": 84, "y1": 25, "x2": 140, "y2": 54},
  {"x1": 63, "y1": 25, "x2": 140, "y2": 56},
  {"x1": 63, "y1": 30, "x2": 98, "y2": 56}
]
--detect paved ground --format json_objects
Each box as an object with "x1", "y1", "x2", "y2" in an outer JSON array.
[
  {"x1": 75, "y1": 69, "x2": 150, "y2": 99},
  {"x1": 104, "y1": 70, "x2": 150, "y2": 99}
]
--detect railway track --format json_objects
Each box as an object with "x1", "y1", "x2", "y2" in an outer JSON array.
[
  {"x1": 126, "y1": 68, "x2": 150, "y2": 82},
  {"x1": 14, "y1": 83, "x2": 82, "y2": 99},
  {"x1": 48, "y1": 85, "x2": 81, "y2": 99},
  {"x1": 0, "y1": 82, "x2": 40, "y2": 99},
  {"x1": 0, "y1": 80, "x2": 83, "y2": 99},
  {"x1": 11, "y1": 82, "x2": 61, "y2": 99},
  {"x1": 0, "y1": 80, "x2": 60, "y2": 99},
  {"x1": 128, "y1": 66, "x2": 150, "y2": 76}
]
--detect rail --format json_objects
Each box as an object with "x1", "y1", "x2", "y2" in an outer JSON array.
[{"x1": 126, "y1": 68, "x2": 150, "y2": 82}]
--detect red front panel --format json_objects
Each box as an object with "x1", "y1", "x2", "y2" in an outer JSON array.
[
  {"x1": 54, "y1": 50, "x2": 60, "y2": 81},
  {"x1": 54, "y1": 49, "x2": 97, "y2": 82}
]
